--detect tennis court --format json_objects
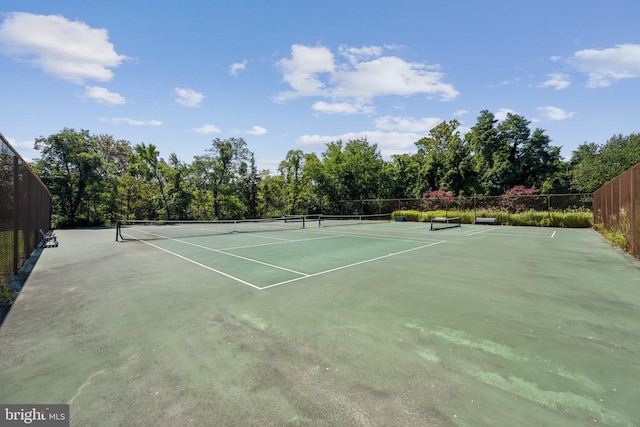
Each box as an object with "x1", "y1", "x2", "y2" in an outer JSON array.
[{"x1": 1, "y1": 220, "x2": 639, "y2": 426}]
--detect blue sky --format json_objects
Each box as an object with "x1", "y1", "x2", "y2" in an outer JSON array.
[{"x1": 1, "y1": 1, "x2": 639, "y2": 171}]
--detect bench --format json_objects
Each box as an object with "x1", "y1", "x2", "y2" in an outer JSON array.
[
  {"x1": 394, "y1": 216, "x2": 405, "y2": 222},
  {"x1": 474, "y1": 217, "x2": 497, "y2": 225},
  {"x1": 39, "y1": 229, "x2": 58, "y2": 247}
]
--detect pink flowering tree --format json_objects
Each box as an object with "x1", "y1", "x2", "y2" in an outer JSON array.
[
  {"x1": 421, "y1": 187, "x2": 455, "y2": 212},
  {"x1": 499, "y1": 186, "x2": 539, "y2": 213}
]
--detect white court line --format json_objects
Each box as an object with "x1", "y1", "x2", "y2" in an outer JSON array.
[
  {"x1": 221, "y1": 234, "x2": 341, "y2": 251},
  {"x1": 463, "y1": 226, "x2": 557, "y2": 239},
  {"x1": 259, "y1": 240, "x2": 446, "y2": 290},
  {"x1": 234, "y1": 232, "x2": 294, "y2": 242},
  {"x1": 133, "y1": 238, "x2": 262, "y2": 290},
  {"x1": 173, "y1": 238, "x2": 309, "y2": 276},
  {"x1": 465, "y1": 227, "x2": 498, "y2": 237},
  {"x1": 302, "y1": 228, "x2": 442, "y2": 245}
]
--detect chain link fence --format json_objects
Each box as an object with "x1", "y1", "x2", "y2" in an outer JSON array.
[
  {"x1": 318, "y1": 194, "x2": 592, "y2": 216},
  {"x1": 1, "y1": 133, "x2": 52, "y2": 287},
  {"x1": 593, "y1": 163, "x2": 640, "y2": 259}
]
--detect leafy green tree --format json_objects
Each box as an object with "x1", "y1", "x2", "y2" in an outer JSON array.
[
  {"x1": 257, "y1": 171, "x2": 287, "y2": 217},
  {"x1": 519, "y1": 128, "x2": 562, "y2": 190},
  {"x1": 236, "y1": 152, "x2": 260, "y2": 218},
  {"x1": 309, "y1": 138, "x2": 386, "y2": 212},
  {"x1": 466, "y1": 110, "x2": 500, "y2": 190},
  {"x1": 388, "y1": 153, "x2": 421, "y2": 198},
  {"x1": 167, "y1": 153, "x2": 193, "y2": 219},
  {"x1": 94, "y1": 134, "x2": 133, "y2": 223},
  {"x1": 33, "y1": 128, "x2": 103, "y2": 226},
  {"x1": 278, "y1": 149, "x2": 312, "y2": 214},
  {"x1": 193, "y1": 137, "x2": 253, "y2": 219},
  {"x1": 130, "y1": 143, "x2": 172, "y2": 219},
  {"x1": 570, "y1": 133, "x2": 640, "y2": 192}
]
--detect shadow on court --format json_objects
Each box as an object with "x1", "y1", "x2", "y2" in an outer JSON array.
[{"x1": 0, "y1": 225, "x2": 639, "y2": 426}]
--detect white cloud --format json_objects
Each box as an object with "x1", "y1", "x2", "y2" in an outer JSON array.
[
  {"x1": 333, "y1": 56, "x2": 458, "y2": 101},
  {"x1": 374, "y1": 116, "x2": 442, "y2": 133},
  {"x1": 494, "y1": 108, "x2": 516, "y2": 121},
  {"x1": 452, "y1": 109, "x2": 469, "y2": 117},
  {"x1": 244, "y1": 126, "x2": 268, "y2": 136},
  {"x1": 229, "y1": 59, "x2": 247, "y2": 76},
  {"x1": 174, "y1": 87, "x2": 205, "y2": 107},
  {"x1": 275, "y1": 44, "x2": 336, "y2": 101},
  {"x1": 537, "y1": 106, "x2": 575, "y2": 120},
  {"x1": 84, "y1": 86, "x2": 126, "y2": 104},
  {"x1": 312, "y1": 101, "x2": 374, "y2": 114},
  {"x1": 101, "y1": 117, "x2": 163, "y2": 126},
  {"x1": 0, "y1": 12, "x2": 127, "y2": 84},
  {"x1": 338, "y1": 44, "x2": 384, "y2": 64},
  {"x1": 275, "y1": 43, "x2": 459, "y2": 107},
  {"x1": 571, "y1": 43, "x2": 640, "y2": 88},
  {"x1": 540, "y1": 73, "x2": 571, "y2": 90},
  {"x1": 194, "y1": 124, "x2": 221, "y2": 134},
  {"x1": 297, "y1": 130, "x2": 422, "y2": 159}
]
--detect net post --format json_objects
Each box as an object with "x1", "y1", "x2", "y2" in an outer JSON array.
[{"x1": 115, "y1": 220, "x2": 120, "y2": 241}]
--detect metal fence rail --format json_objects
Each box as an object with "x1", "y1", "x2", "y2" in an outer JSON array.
[
  {"x1": 593, "y1": 162, "x2": 640, "y2": 259},
  {"x1": 1, "y1": 133, "x2": 52, "y2": 287}
]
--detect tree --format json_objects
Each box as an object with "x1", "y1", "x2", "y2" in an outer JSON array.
[
  {"x1": 131, "y1": 143, "x2": 172, "y2": 219},
  {"x1": 33, "y1": 128, "x2": 104, "y2": 226},
  {"x1": 570, "y1": 133, "x2": 640, "y2": 192},
  {"x1": 466, "y1": 110, "x2": 499, "y2": 189},
  {"x1": 519, "y1": 128, "x2": 562, "y2": 190},
  {"x1": 94, "y1": 134, "x2": 133, "y2": 223},
  {"x1": 167, "y1": 153, "x2": 193, "y2": 219},
  {"x1": 310, "y1": 138, "x2": 386, "y2": 213},
  {"x1": 278, "y1": 149, "x2": 311, "y2": 214},
  {"x1": 193, "y1": 137, "x2": 253, "y2": 219}
]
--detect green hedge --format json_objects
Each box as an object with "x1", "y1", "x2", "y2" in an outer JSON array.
[{"x1": 391, "y1": 210, "x2": 593, "y2": 228}]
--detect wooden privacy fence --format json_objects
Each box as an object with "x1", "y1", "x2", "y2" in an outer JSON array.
[
  {"x1": 0, "y1": 133, "x2": 52, "y2": 287},
  {"x1": 593, "y1": 162, "x2": 640, "y2": 259}
]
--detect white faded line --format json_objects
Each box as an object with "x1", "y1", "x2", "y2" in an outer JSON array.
[
  {"x1": 137, "y1": 239, "x2": 263, "y2": 290},
  {"x1": 221, "y1": 234, "x2": 342, "y2": 250},
  {"x1": 173, "y1": 239, "x2": 308, "y2": 276},
  {"x1": 302, "y1": 229, "x2": 442, "y2": 244},
  {"x1": 465, "y1": 227, "x2": 498, "y2": 237},
  {"x1": 551, "y1": 230, "x2": 557, "y2": 238},
  {"x1": 259, "y1": 240, "x2": 446, "y2": 290}
]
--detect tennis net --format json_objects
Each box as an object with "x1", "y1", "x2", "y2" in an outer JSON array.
[
  {"x1": 116, "y1": 216, "x2": 306, "y2": 241},
  {"x1": 430, "y1": 216, "x2": 461, "y2": 231},
  {"x1": 313, "y1": 213, "x2": 391, "y2": 228}
]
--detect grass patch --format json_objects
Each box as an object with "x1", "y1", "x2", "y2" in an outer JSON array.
[{"x1": 593, "y1": 223, "x2": 628, "y2": 251}]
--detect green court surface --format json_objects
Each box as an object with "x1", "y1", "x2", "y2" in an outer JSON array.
[{"x1": 1, "y1": 223, "x2": 639, "y2": 426}]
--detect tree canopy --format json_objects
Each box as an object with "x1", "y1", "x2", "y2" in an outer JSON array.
[{"x1": 29, "y1": 111, "x2": 637, "y2": 226}]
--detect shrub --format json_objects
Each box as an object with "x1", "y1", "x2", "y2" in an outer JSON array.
[
  {"x1": 421, "y1": 187, "x2": 454, "y2": 211},
  {"x1": 0, "y1": 285, "x2": 15, "y2": 306},
  {"x1": 499, "y1": 186, "x2": 539, "y2": 213},
  {"x1": 593, "y1": 223, "x2": 628, "y2": 250},
  {"x1": 391, "y1": 209, "x2": 593, "y2": 228}
]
